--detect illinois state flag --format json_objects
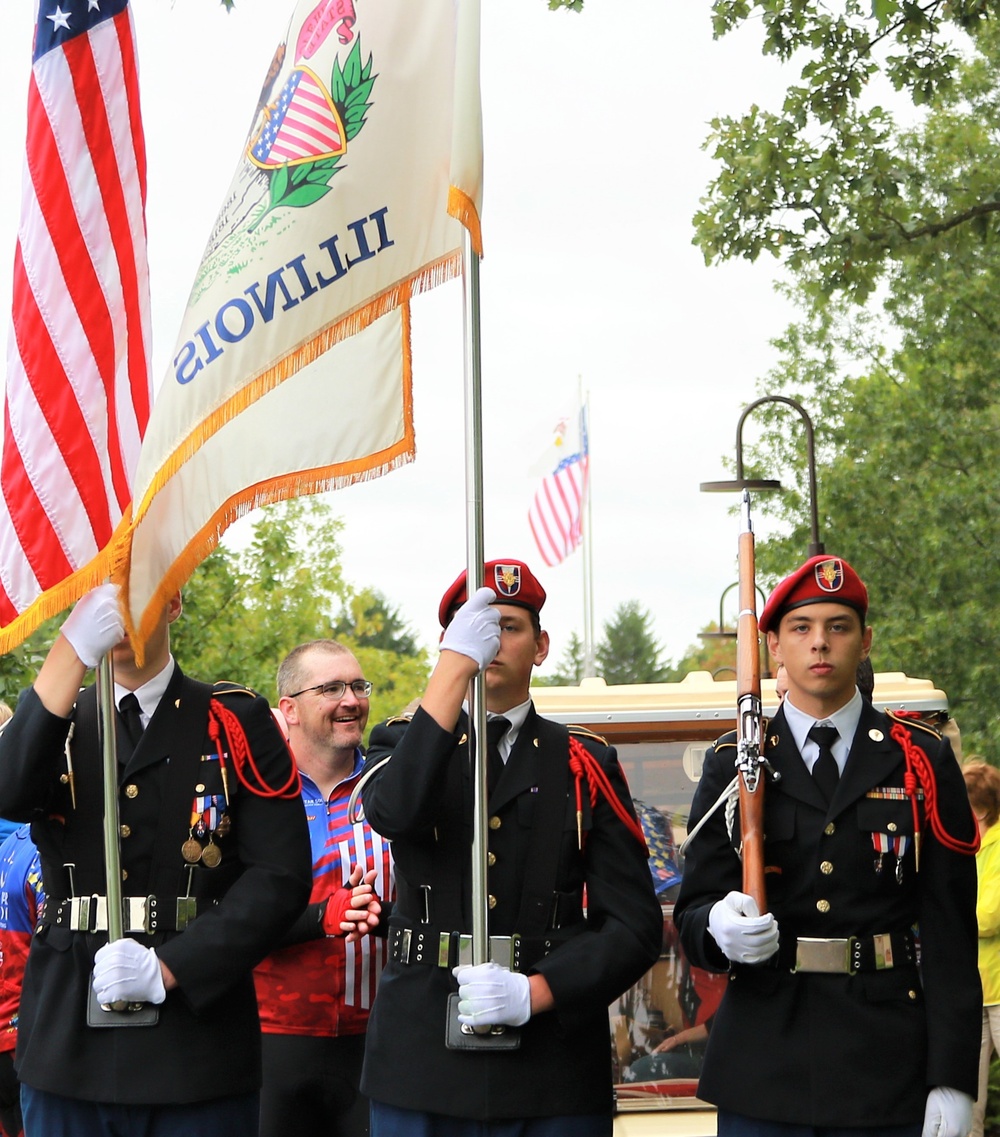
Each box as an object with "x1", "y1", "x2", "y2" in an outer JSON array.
[{"x1": 121, "y1": 0, "x2": 482, "y2": 649}]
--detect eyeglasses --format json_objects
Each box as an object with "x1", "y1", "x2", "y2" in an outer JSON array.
[{"x1": 288, "y1": 680, "x2": 374, "y2": 700}]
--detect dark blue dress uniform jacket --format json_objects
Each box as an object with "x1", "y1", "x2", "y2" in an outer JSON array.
[
  {"x1": 359, "y1": 704, "x2": 663, "y2": 1121},
  {"x1": 0, "y1": 668, "x2": 312, "y2": 1104},
  {"x1": 673, "y1": 701, "x2": 981, "y2": 1128}
]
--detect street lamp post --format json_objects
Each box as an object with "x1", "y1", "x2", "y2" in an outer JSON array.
[
  {"x1": 698, "y1": 580, "x2": 770, "y2": 677},
  {"x1": 700, "y1": 395, "x2": 825, "y2": 557}
]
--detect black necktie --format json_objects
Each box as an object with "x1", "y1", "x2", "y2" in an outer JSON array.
[
  {"x1": 118, "y1": 692, "x2": 144, "y2": 752},
  {"x1": 808, "y1": 724, "x2": 840, "y2": 802},
  {"x1": 486, "y1": 716, "x2": 510, "y2": 796}
]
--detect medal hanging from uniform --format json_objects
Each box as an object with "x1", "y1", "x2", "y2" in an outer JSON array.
[
  {"x1": 864, "y1": 786, "x2": 923, "y2": 884},
  {"x1": 872, "y1": 833, "x2": 909, "y2": 883},
  {"x1": 182, "y1": 789, "x2": 227, "y2": 867}
]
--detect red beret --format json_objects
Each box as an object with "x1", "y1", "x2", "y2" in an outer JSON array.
[
  {"x1": 438, "y1": 560, "x2": 547, "y2": 628},
  {"x1": 759, "y1": 555, "x2": 868, "y2": 634}
]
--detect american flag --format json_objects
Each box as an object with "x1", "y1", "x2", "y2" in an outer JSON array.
[
  {"x1": 0, "y1": 0, "x2": 151, "y2": 640},
  {"x1": 250, "y1": 68, "x2": 346, "y2": 168},
  {"x1": 528, "y1": 410, "x2": 590, "y2": 568}
]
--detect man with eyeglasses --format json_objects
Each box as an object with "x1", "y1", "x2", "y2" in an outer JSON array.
[
  {"x1": 358, "y1": 560, "x2": 662, "y2": 1137},
  {"x1": 254, "y1": 640, "x2": 393, "y2": 1137}
]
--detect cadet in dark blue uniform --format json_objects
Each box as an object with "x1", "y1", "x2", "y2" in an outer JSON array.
[
  {"x1": 674, "y1": 556, "x2": 981, "y2": 1137},
  {"x1": 0, "y1": 584, "x2": 312, "y2": 1137},
  {"x1": 359, "y1": 560, "x2": 662, "y2": 1137}
]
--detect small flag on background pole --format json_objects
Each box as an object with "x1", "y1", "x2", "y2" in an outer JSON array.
[
  {"x1": 0, "y1": 0, "x2": 151, "y2": 653},
  {"x1": 120, "y1": 0, "x2": 482, "y2": 653},
  {"x1": 528, "y1": 406, "x2": 589, "y2": 568}
]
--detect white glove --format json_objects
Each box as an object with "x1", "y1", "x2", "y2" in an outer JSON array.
[
  {"x1": 62, "y1": 584, "x2": 124, "y2": 668},
  {"x1": 707, "y1": 890, "x2": 780, "y2": 964},
  {"x1": 453, "y1": 961, "x2": 531, "y2": 1027},
  {"x1": 440, "y1": 587, "x2": 501, "y2": 671},
  {"x1": 92, "y1": 939, "x2": 166, "y2": 1005},
  {"x1": 922, "y1": 1087, "x2": 974, "y2": 1137}
]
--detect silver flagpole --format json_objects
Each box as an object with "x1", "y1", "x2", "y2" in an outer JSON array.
[
  {"x1": 447, "y1": 231, "x2": 518, "y2": 1048},
  {"x1": 446, "y1": 0, "x2": 512, "y2": 1051},
  {"x1": 461, "y1": 228, "x2": 490, "y2": 968},
  {"x1": 90, "y1": 652, "x2": 158, "y2": 1024},
  {"x1": 96, "y1": 654, "x2": 124, "y2": 945}
]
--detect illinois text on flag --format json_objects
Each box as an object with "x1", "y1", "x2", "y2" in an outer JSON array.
[
  {"x1": 121, "y1": 0, "x2": 482, "y2": 650},
  {"x1": 0, "y1": 0, "x2": 151, "y2": 652}
]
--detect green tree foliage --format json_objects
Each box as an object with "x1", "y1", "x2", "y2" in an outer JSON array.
[
  {"x1": 173, "y1": 497, "x2": 429, "y2": 736},
  {"x1": 595, "y1": 601, "x2": 668, "y2": 685},
  {"x1": 668, "y1": 623, "x2": 741, "y2": 682},
  {"x1": 173, "y1": 497, "x2": 348, "y2": 695},
  {"x1": 333, "y1": 588, "x2": 419, "y2": 657},
  {"x1": 718, "y1": 20, "x2": 1000, "y2": 753},
  {"x1": 694, "y1": 4, "x2": 1000, "y2": 754},
  {"x1": 332, "y1": 588, "x2": 429, "y2": 725},
  {"x1": 745, "y1": 289, "x2": 1000, "y2": 752},
  {"x1": 697, "y1": 0, "x2": 1000, "y2": 303},
  {"x1": 0, "y1": 616, "x2": 60, "y2": 708},
  {"x1": 538, "y1": 630, "x2": 587, "y2": 686}
]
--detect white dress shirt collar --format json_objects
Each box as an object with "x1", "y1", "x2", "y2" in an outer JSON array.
[
  {"x1": 463, "y1": 698, "x2": 532, "y2": 762},
  {"x1": 114, "y1": 656, "x2": 176, "y2": 728},
  {"x1": 782, "y1": 687, "x2": 863, "y2": 774}
]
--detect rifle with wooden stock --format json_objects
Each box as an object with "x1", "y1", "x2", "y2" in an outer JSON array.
[{"x1": 736, "y1": 490, "x2": 767, "y2": 913}]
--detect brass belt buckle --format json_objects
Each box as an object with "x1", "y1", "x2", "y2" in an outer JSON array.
[{"x1": 794, "y1": 937, "x2": 851, "y2": 973}]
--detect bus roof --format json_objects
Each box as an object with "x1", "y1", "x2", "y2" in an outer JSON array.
[{"x1": 530, "y1": 670, "x2": 947, "y2": 730}]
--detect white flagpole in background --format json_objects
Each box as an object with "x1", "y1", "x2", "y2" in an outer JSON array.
[{"x1": 580, "y1": 386, "x2": 596, "y2": 678}]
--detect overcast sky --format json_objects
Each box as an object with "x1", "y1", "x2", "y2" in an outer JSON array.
[{"x1": 0, "y1": 0, "x2": 804, "y2": 676}]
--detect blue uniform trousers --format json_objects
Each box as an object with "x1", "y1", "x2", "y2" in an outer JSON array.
[
  {"x1": 21, "y1": 1084, "x2": 258, "y2": 1137},
  {"x1": 718, "y1": 1110, "x2": 922, "y2": 1137},
  {"x1": 370, "y1": 1100, "x2": 611, "y2": 1137}
]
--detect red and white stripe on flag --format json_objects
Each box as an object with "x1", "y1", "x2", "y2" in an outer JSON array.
[
  {"x1": 0, "y1": 0, "x2": 150, "y2": 648},
  {"x1": 528, "y1": 453, "x2": 589, "y2": 568}
]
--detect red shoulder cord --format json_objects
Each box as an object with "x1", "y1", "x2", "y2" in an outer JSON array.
[
  {"x1": 208, "y1": 699, "x2": 302, "y2": 800},
  {"x1": 567, "y1": 735, "x2": 647, "y2": 854},
  {"x1": 889, "y1": 719, "x2": 979, "y2": 860}
]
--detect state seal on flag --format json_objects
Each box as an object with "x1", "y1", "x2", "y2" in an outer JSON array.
[
  {"x1": 494, "y1": 565, "x2": 521, "y2": 597},
  {"x1": 814, "y1": 559, "x2": 845, "y2": 593},
  {"x1": 248, "y1": 67, "x2": 347, "y2": 170},
  {"x1": 243, "y1": 30, "x2": 377, "y2": 234}
]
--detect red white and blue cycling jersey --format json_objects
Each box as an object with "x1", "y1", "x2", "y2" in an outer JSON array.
[
  {"x1": 0, "y1": 826, "x2": 44, "y2": 1053},
  {"x1": 254, "y1": 751, "x2": 393, "y2": 1037}
]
